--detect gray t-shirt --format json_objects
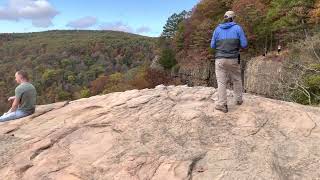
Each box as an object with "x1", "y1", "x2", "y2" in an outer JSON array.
[{"x1": 15, "y1": 82, "x2": 37, "y2": 114}]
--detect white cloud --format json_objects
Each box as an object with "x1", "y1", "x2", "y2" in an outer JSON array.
[
  {"x1": 0, "y1": 0, "x2": 58, "y2": 28},
  {"x1": 100, "y1": 21, "x2": 134, "y2": 33},
  {"x1": 136, "y1": 26, "x2": 151, "y2": 34},
  {"x1": 100, "y1": 21, "x2": 152, "y2": 35},
  {"x1": 67, "y1": 16, "x2": 97, "y2": 29}
]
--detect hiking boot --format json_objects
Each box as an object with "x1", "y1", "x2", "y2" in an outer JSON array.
[
  {"x1": 236, "y1": 100, "x2": 243, "y2": 106},
  {"x1": 215, "y1": 104, "x2": 228, "y2": 113}
]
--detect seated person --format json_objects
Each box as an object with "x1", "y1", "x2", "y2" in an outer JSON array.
[{"x1": 0, "y1": 71, "x2": 37, "y2": 122}]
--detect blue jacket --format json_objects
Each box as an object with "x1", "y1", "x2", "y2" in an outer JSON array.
[{"x1": 210, "y1": 22, "x2": 248, "y2": 59}]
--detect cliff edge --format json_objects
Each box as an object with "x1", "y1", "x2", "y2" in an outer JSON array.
[{"x1": 0, "y1": 85, "x2": 319, "y2": 180}]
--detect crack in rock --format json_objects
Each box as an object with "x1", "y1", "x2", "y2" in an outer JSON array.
[
  {"x1": 30, "y1": 141, "x2": 54, "y2": 160},
  {"x1": 304, "y1": 112, "x2": 317, "y2": 137},
  {"x1": 31, "y1": 101, "x2": 70, "y2": 119},
  {"x1": 187, "y1": 153, "x2": 207, "y2": 180}
]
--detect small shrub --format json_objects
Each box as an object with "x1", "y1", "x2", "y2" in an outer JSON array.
[
  {"x1": 159, "y1": 48, "x2": 177, "y2": 70},
  {"x1": 80, "y1": 88, "x2": 91, "y2": 98},
  {"x1": 58, "y1": 90, "x2": 72, "y2": 101}
]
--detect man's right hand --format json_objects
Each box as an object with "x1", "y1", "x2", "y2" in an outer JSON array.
[{"x1": 8, "y1": 96, "x2": 15, "y2": 102}]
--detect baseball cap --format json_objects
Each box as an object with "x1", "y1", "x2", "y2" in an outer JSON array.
[{"x1": 224, "y1": 11, "x2": 236, "y2": 19}]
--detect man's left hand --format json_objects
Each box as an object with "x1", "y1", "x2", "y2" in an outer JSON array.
[{"x1": 8, "y1": 97, "x2": 15, "y2": 101}]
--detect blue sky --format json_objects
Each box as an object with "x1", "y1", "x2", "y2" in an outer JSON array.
[{"x1": 0, "y1": 0, "x2": 199, "y2": 37}]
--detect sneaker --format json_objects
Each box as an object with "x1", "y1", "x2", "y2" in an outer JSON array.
[
  {"x1": 236, "y1": 100, "x2": 243, "y2": 106},
  {"x1": 215, "y1": 105, "x2": 228, "y2": 113}
]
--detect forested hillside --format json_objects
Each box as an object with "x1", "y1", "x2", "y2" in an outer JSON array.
[
  {"x1": 0, "y1": 30, "x2": 162, "y2": 113},
  {"x1": 170, "y1": 0, "x2": 319, "y2": 57},
  {"x1": 159, "y1": 0, "x2": 320, "y2": 105}
]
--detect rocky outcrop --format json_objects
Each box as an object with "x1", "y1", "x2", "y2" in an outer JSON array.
[
  {"x1": 150, "y1": 55, "x2": 164, "y2": 71},
  {"x1": 245, "y1": 55, "x2": 288, "y2": 98},
  {"x1": 178, "y1": 60, "x2": 216, "y2": 87},
  {"x1": 0, "y1": 85, "x2": 319, "y2": 180}
]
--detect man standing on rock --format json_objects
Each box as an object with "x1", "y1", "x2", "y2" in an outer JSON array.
[
  {"x1": 210, "y1": 11, "x2": 248, "y2": 113},
  {"x1": 0, "y1": 71, "x2": 37, "y2": 122}
]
